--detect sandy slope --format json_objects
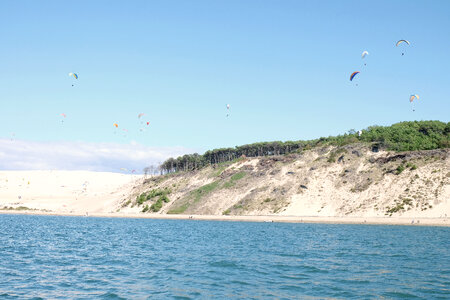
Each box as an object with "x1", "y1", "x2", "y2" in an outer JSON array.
[
  {"x1": 129, "y1": 146, "x2": 449, "y2": 219},
  {"x1": 0, "y1": 171, "x2": 142, "y2": 213}
]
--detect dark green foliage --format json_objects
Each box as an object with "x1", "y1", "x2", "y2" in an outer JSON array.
[
  {"x1": 160, "y1": 194, "x2": 170, "y2": 203},
  {"x1": 327, "y1": 148, "x2": 348, "y2": 163},
  {"x1": 136, "y1": 193, "x2": 147, "y2": 205},
  {"x1": 406, "y1": 162, "x2": 418, "y2": 170},
  {"x1": 359, "y1": 121, "x2": 449, "y2": 151},
  {"x1": 159, "y1": 121, "x2": 449, "y2": 174},
  {"x1": 396, "y1": 165, "x2": 405, "y2": 175},
  {"x1": 138, "y1": 188, "x2": 172, "y2": 211},
  {"x1": 150, "y1": 199, "x2": 163, "y2": 212}
]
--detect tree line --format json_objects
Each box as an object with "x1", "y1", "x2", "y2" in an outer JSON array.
[{"x1": 151, "y1": 121, "x2": 449, "y2": 175}]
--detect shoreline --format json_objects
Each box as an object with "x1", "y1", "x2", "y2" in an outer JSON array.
[{"x1": 1, "y1": 210, "x2": 449, "y2": 226}]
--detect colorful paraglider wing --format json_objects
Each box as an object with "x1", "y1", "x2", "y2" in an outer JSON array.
[
  {"x1": 138, "y1": 113, "x2": 145, "y2": 118},
  {"x1": 114, "y1": 123, "x2": 119, "y2": 128},
  {"x1": 396, "y1": 40, "x2": 410, "y2": 46},
  {"x1": 410, "y1": 94, "x2": 420, "y2": 102},
  {"x1": 350, "y1": 71, "x2": 360, "y2": 81},
  {"x1": 361, "y1": 51, "x2": 369, "y2": 58}
]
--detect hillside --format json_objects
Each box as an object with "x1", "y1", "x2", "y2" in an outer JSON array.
[{"x1": 121, "y1": 144, "x2": 449, "y2": 218}]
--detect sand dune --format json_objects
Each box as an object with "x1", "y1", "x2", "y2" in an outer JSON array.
[{"x1": 0, "y1": 171, "x2": 142, "y2": 214}]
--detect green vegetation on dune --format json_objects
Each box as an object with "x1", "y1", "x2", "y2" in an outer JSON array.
[
  {"x1": 158, "y1": 121, "x2": 449, "y2": 174},
  {"x1": 1, "y1": 206, "x2": 34, "y2": 211},
  {"x1": 192, "y1": 181, "x2": 220, "y2": 203},
  {"x1": 166, "y1": 181, "x2": 220, "y2": 214},
  {"x1": 223, "y1": 172, "x2": 246, "y2": 188},
  {"x1": 136, "y1": 188, "x2": 172, "y2": 212},
  {"x1": 167, "y1": 204, "x2": 189, "y2": 215},
  {"x1": 359, "y1": 121, "x2": 449, "y2": 151}
]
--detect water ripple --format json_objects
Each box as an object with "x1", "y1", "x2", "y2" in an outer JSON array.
[{"x1": 0, "y1": 215, "x2": 448, "y2": 299}]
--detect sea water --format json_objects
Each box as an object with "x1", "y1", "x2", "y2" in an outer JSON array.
[{"x1": 0, "y1": 214, "x2": 448, "y2": 299}]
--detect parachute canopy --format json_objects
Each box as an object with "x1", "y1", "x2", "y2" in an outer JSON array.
[
  {"x1": 410, "y1": 94, "x2": 420, "y2": 102},
  {"x1": 396, "y1": 40, "x2": 410, "y2": 47},
  {"x1": 361, "y1": 51, "x2": 369, "y2": 59},
  {"x1": 61, "y1": 113, "x2": 66, "y2": 118},
  {"x1": 68, "y1": 72, "x2": 78, "y2": 79},
  {"x1": 113, "y1": 123, "x2": 118, "y2": 128},
  {"x1": 350, "y1": 71, "x2": 360, "y2": 81},
  {"x1": 138, "y1": 113, "x2": 145, "y2": 118},
  {"x1": 146, "y1": 121, "x2": 150, "y2": 125},
  {"x1": 226, "y1": 104, "x2": 230, "y2": 109}
]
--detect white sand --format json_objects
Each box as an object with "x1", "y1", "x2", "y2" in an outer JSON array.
[{"x1": 0, "y1": 171, "x2": 142, "y2": 214}]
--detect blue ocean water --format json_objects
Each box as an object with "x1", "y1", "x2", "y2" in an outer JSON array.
[{"x1": 0, "y1": 215, "x2": 448, "y2": 299}]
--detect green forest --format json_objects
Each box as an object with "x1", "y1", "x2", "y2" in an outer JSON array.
[{"x1": 157, "y1": 121, "x2": 449, "y2": 174}]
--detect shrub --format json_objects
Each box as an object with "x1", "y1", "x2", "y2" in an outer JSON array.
[
  {"x1": 150, "y1": 199, "x2": 163, "y2": 212},
  {"x1": 136, "y1": 193, "x2": 147, "y2": 205},
  {"x1": 396, "y1": 165, "x2": 405, "y2": 175}
]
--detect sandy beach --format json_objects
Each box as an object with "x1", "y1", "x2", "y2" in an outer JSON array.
[{"x1": 0, "y1": 210, "x2": 449, "y2": 226}]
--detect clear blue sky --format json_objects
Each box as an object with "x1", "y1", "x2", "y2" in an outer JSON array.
[{"x1": 1, "y1": 0, "x2": 449, "y2": 152}]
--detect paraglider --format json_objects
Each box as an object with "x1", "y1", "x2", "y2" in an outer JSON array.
[
  {"x1": 68, "y1": 72, "x2": 78, "y2": 86},
  {"x1": 226, "y1": 104, "x2": 230, "y2": 117},
  {"x1": 361, "y1": 51, "x2": 369, "y2": 65},
  {"x1": 350, "y1": 71, "x2": 360, "y2": 81},
  {"x1": 396, "y1": 40, "x2": 410, "y2": 55},
  {"x1": 410, "y1": 94, "x2": 420, "y2": 112},
  {"x1": 146, "y1": 121, "x2": 150, "y2": 126},
  {"x1": 61, "y1": 113, "x2": 66, "y2": 123},
  {"x1": 396, "y1": 40, "x2": 410, "y2": 47},
  {"x1": 409, "y1": 94, "x2": 419, "y2": 102}
]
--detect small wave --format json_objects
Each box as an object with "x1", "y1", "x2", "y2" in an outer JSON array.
[
  {"x1": 208, "y1": 260, "x2": 240, "y2": 268},
  {"x1": 99, "y1": 292, "x2": 126, "y2": 299}
]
